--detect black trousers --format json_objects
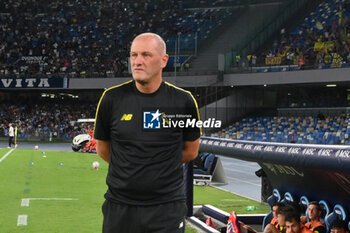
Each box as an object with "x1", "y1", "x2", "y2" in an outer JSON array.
[
  {"x1": 102, "y1": 200, "x2": 187, "y2": 233},
  {"x1": 9, "y1": 136, "x2": 13, "y2": 147}
]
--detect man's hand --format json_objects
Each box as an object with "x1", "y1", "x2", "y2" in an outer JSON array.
[{"x1": 182, "y1": 138, "x2": 200, "y2": 163}]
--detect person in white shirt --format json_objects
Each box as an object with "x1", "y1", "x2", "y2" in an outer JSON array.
[{"x1": 8, "y1": 123, "x2": 14, "y2": 148}]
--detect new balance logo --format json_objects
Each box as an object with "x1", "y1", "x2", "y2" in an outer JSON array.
[{"x1": 121, "y1": 114, "x2": 133, "y2": 121}]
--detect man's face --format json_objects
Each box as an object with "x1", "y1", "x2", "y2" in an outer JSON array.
[
  {"x1": 277, "y1": 214, "x2": 286, "y2": 226},
  {"x1": 272, "y1": 205, "x2": 278, "y2": 218},
  {"x1": 285, "y1": 219, "x2": 302, "y2": 233},
  {"x1": 331, "y1": 227, "x2": 347, "y2": 233},
  {"x1": 130, "y1": 37, "x2": 168, "y2": 85},
  {"x1": 308, "y1": 204, "x2": 320, "y2": 221}
]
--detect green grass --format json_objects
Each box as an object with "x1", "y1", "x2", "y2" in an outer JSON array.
[
  {"x1": 0, "y1": 148, "x2": 107, "y2": 233},
  {"x1": 0, "y1": 148, "x2": 268, "y2": 233},
  {"x1": 194, "y1": 186, "x2": 269, "y2": 214}
]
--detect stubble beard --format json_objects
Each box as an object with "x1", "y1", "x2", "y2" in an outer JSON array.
[{"x1": 134, "y1": 78, "x2": 148, "y2": 86}]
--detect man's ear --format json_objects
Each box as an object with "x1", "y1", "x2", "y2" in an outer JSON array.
[{"x1": 161, "y1": 54, "x2": 169, "y2": 68}]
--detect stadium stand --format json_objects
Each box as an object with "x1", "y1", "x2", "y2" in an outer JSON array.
[
  {"x1": 211, "y1": 114, "x2": 350, "y2": 145},
  {"x1": 251, "y1": 0, "x2": 350, "y2": 72},
  {"x1": 0, "y1": 100, "x2": 95, "y2": 140},
  {"x1": 0, "y1": 0, "x2": 234, "y2": 78}
]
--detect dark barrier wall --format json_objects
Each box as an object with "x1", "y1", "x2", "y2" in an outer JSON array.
[
  {"x1": 68, "y1": 75, "x2": 218, "y2": 89},
  {"x1": 199, "y1": 136, "x2": 350, "y2": 210}
]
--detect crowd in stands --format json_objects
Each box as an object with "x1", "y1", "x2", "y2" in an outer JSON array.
[
  {"x1": 0, "y1": 0, "x2": 233, "y2": 78},
  {"x1": 1, "y1": 0, "x2": 349, "y2": 77},
  {"x1": 2, "y1": 94, "x2": 349, "y2": 144},
  {"x1": 213, "y1": 113, "x2": 350, "y2": 145},
  {"x1": 242, "y1": 0, "x2": 350, "y2": 69},
  {"x1": 0, "y1": 100, "x2": 96, "y2": 140}
]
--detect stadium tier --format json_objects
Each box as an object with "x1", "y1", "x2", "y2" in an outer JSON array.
[
  {"x1": 211, "y1": 114, "x2": 350, "y2": 145},
  {"x1": 252, "y1": 0, "x2": 350, "y2": 71},
  {"x1": 0, "y1": 100, "x2": 96, "y2": 140},
  {"x1": 0, "y1": 0, "x2": 348, "y2": 77},
  {"x1": 0, "y1": 0, "x2": 234, "y2": 78}
]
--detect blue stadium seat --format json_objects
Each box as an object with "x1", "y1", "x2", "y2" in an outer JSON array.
[
  {"x1": 319, "y1": 200, "x2": 330, "y2": 224},
  {"x1": 194, "y1": 154, "x2": 217, "y2": 175},
  {"x1": 325, "y1": 204, "x2": 348, "y2": 233},
  {"x1": 299, "y1": 196, "x2": 310, "y2": 216},
  {"x1": 219, "y1": 113, "x2": 350, "y2": 145},
  {"x1": 199, "y1": 153, "x2": 211, "y2": 163},
  {"x1": 281, "y1": 192, "x2": 294, "y2": 204},
  {"x1": 207, "y1": 155, "x2": 218, "y2": 175},
  {"x1": 269, "y1": 189, "x2": 282, "y2": 206}
]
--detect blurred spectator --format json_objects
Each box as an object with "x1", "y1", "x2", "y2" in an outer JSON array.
[
  {"x1": 253, "y1": 0, "x2": 350, "y2": 69},
  {"x1": 0, "y1": 99, "x2": 96, "y2": 140},
  {"x1": 330, "y1": 219, "x2": 349, "y2": 233}
]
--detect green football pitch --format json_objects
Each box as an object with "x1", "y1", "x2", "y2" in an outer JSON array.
[{"x1": 0, "y1": 148, "x2": 268, "y2": 233}]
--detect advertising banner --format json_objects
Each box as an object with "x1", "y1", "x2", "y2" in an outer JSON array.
[
  {"x1": 0, "y1": 78, "x2": 68, "y2": 89},
  {"x1": 199, "y1": 136, "x2": 350, "y2": 210}
]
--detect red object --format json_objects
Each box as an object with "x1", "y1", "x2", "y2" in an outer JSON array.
[
  {"x1": 227, "y1": 211, "x2": 240, "y2": 233},
  {"x1": 206, "y1": 217, "x2": 217, "y2": 229},
  {"x1": 83, "y1": 135, "x2": 97, "y2": 153},
  {"x1": 291, "y1": 132, "x2": 295, "y2": 143}
]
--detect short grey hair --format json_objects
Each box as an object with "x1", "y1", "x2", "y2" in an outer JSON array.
[{"x1": 132, "y1": 32, "x2": 167, "y2": 55}]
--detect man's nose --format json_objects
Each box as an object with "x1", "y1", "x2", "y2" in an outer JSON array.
[{"x1": 134, "y1": 55, "x2": 143, "y2": 65}]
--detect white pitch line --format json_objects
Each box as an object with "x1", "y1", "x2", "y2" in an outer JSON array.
[
  {"x1": 212, "y1": 185, "x2": 261, "y2": 202},
  {"x1": 0, "y1": 148, "x2": 14, "y2": 163},
  {"x1": 21, "y1": 199, "x2": 30, "y2": 207},
  {"x1": 17, "y1": 215, "x2": 28, "y2": 226},
  {"x1": 21, "y1": 198, "x2": 79, "y2": 207}
]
